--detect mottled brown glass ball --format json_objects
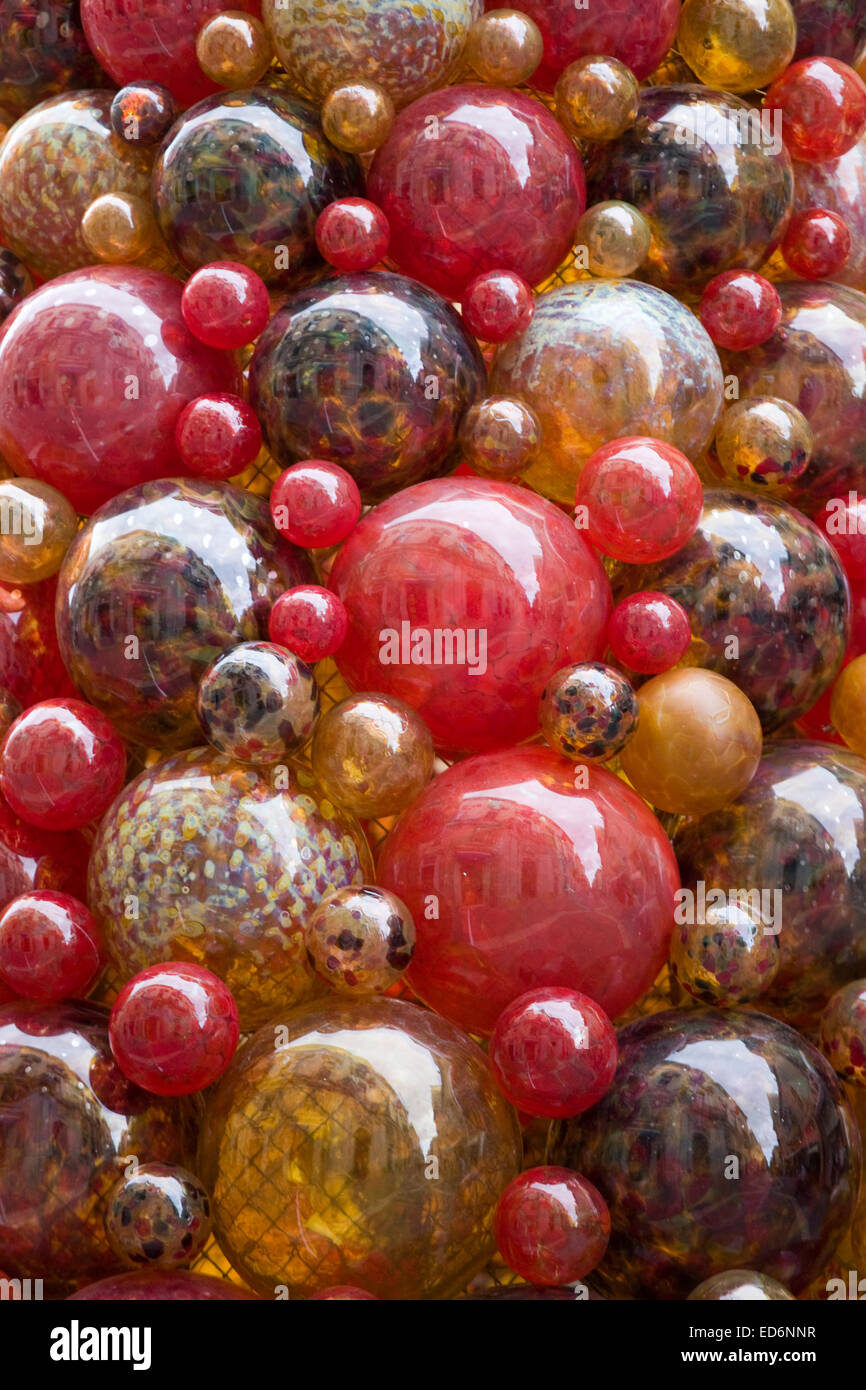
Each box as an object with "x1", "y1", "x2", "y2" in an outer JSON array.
[
  {"x1": 678, "y1": 0, "x2": 796, "y2": 95},
  {"x1": 322, "y1": 81, "x2": 395, "y2": 155},
  {"x1": 311, "y1": 693, "x2": 435, "y2": 819},
  {"x1": 831, "y1": 656, "x2": 866, "y2": 758},
  {"x1": 713, "y1": 397, "x2": 813, "y2": 494},
  {"x1": 0, "y1": 478, "x2": 78, "y2": 583},
  {"x1": 670, "y1": 899, "x2": 781, "y2": 1005},
  {"x1": 80, "y1": 192, "x2": 156, "y2": 263},
  {"x1": 459, "y1": 395, "x2": 541, "y2": 479},
  {"x1": 304, "y1": 885, "x2": 415, "y2": 994},
  {"x1": 196, "y1": 11, "x2": 274, "y2": 88},
  {"x1": 620, "y1": 668, "x2": 763, "y2": 815},
  {"x1": 555, "y1": 56, "x2": 640, "y2": 143},
  {"x1": 576, "y1": 200, "x2": 651, "y2": 278},
  {"x1": 465, "y1": 9, "x2": 544, "y2": 86}
]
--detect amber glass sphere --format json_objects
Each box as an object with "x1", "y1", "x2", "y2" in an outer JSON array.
[
  {"x1": 459, "y1": 395, "x2": 541, "y2": 479},
  {"x1": 555, "y1": 56, "x2": 640, "y2": 143},
  {"x1": 620, "y1": 668, "x2": 763, "y2": 815},
  {"x1": 0, "y1": 478, "x2": 78, "y2": 583},
  {"x1": 465, "y1": 9, "x2": 543, "y2": 86},
  {"x1": 713, "y1": 397, "x2": 813, "y2": 495},
  {"x1": 195, "y1": 11, "x2": 273, "y2": 88},
  {"x1": 678, "y1": 0, "x2": 796, "y2": 94},
  {"x1": 576, "y1": 201, "x2": 651, "y2": 278},
  {"x1": 322, "y1": 81, "x2": 395, "y2": 155},
  {"x1": 311, "y1": 693, "x2": 435, "y2": 819},
  {"x1": 81, "y1": 192, "x2": 156, "y2": 264},
  {"x1": 831, "y1": 655, "x2": 866, "y2": 757}
]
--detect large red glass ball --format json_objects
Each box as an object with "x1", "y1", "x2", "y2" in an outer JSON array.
[
  {"x1": 699, "y1": 271, "x2": 782, "y2": 351},
  {"x1": 181, "y1": 262, "x2": 270, "y2": 350},
  {"x1": 270, "y1": 461, "x2": 362, "y2": 549},
  {"x1": 0, "y1": 699, "x2": 126, "y2": 831},
  {"x1": 268, "y1": 587, "x2": 349, "y2": 664},
  {"x1": 329, "y1": 477, "x2": 612, "y2": 754},
  {"x1": 782, "y1": 208, "x2": 852, "y2": 280},
  {"x1": 367, "y1": 84, "x2": 586, "y2": 298},
  {"x1": 0, "y1": 891, "x2": 102, "y2": 1001},
  {"x1": 495, "y1": 1166, "x2": 611, "y2": 1284},
  {"x1": 575, "y1": 436, "x2": 703, "y2": 563},
  {"x1": 109, "y1": 962, "x2": 240, "y2": 1097},
  {"x1": 462, "y1": 270, "x2": 535, "y2": 344},
  {"x1": 608, "y1": 592, "x2": 692, "y2": 675},
  {"x1": 490, "y1": 987, "x2": 618, "y2": 1118},
  {"x1": 505, "y1": 0, "x2": 680, "y2": 86},
  {"x1": 315, "y1": 198, "x2": 390, "y2": 272},
  {"x1": 0, "y1": 267, "x2": 240, "y2": 514},
  {"x1": 377, "y1": 745, "x2": 680, "y2": 1034},
  {"x1": 765, "y1": 56, "x2": 866, "y2": 161},
  {"x1": 175, "y1": 394, "x2": 262, "y2": 480},
  {"x1": 0, "y1": 796, "x2": 89, "y2": 909}
]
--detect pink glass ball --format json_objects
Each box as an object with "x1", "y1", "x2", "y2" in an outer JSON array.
[
  {"x1": 268, "y1": 587, "x2": 349, "y2": 664},
  {"x1": 181, "y1": 262, "x2": 271, "y2": 350},
  {"x1": 490, "y1": 987, "x2": 618, "y2": 1118},
  {"x1": 462, "y1": 269, "x2": 535, "y2": 344},
  {"x1": 765, "y1": 56, "x2": 866, "y2": 162},
  {"x1": 495, "y1": 1166, "x2": 611, "y2": 1284},
  {"x1": 175, "y1": 394, "x2": 262, "y2": 480},
  {"x1": 270, "y1": 460, "x2": 362, "y2": 549},
  {"x1": 315, "y1": 198, "x2": 390, "y2": 273},
  {"x1": 0, "y1": 891, "x2": 103, "y2": 1001},
  {"x1": 699, "y1": 271, "x2": 782, "y2": 351},
  {"x1": 109, "y1": 962, "x2": 240, "y2": 1097},
  {"x1": 0, "y1": 698, "x2": 126, "y2": 831},
  {"x1": 575, "y1": 436, "x2": 703, "y2": 563},
  {"x1": 608, "y1": 592, "x2": 692, "y2": 675},
  {"x1": 782, "y1": 208, "x2": 852, "y2": 280}
]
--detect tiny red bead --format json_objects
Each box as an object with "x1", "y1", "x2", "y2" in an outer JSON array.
[
  {"x1": 109, "y1": 962, "x2": 240, "y2": 1096},
  {"x1": 308, "y1": 1286, "x2": 379, "y2": 1300},
  {"x1": 461, "y1": 269, "x2": 535, "y2": 343},
  {"x1": 608, "y1": 592, "x2": 692, "y2": 675},
  {"x1": 0, "y1": 891, "x2": 103, "y2": 1001},
  {"x1": 490, "y1": 987, "x2": 617, "y2": 1118},
  {"x1": 576, "y1": 436, "x2": 703, "y2": 564},
  {"x1": 495, "y1": 1166, "x2": 611, "y2": 1285},
  {"x1": 782, "y1": 208, "x2": 852, "y2": 280},
  {"x1": 765, "y1": 57, "x2": 866, "y2": 162},
  {"x1": 315, "y1": 198, "x2": 391, "y2": 272},
  {"x1": 699, "y1": 271, "x2": 782, "y2": 351},
  {"x1": 270, "y1": 460, "x2": 362, "y2": 548},
  {"x1": 0, "y1": 699, "x2": 126, "y2": 831},
  {"x1": 269, "y1": 586, "x2": 349, "y2": 663},
  {"x1": 175, "y1": 394, "x2": 262, "y2": 479},
  {"x1": 181, "y1": 262, "x2": 270, "y2": 349}
]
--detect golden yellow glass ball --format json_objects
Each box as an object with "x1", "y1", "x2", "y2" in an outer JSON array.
[
  {"x1": 831, "y1": 656, "x2": 866, "y2": 758},
  {"x1": 196, "y1": 11, "x2": 274, "y2": 88},
  {"x1": 465, "y1": 9, "x2": 544, "y2": 86},
  {"x1": 322, "y1": 81, "x2": 395, "y2": 154},
  {"x1": 555, "y1": 55, "x2": 640, "y2": 142},
  {"x1": 0, "y1": 478, "x2": 78, "y2": 583},
  {"x1": 81, "y1": 192, "x2": 156, "y2": 263},
  {"x1": 677, "y1": 0, "x2": 796, "y2": 94},
  {"x1": 575, "y1": 200, "x2": 652, "y2": 278}
]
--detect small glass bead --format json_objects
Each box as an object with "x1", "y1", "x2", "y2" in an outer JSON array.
[
  {"x1": 269, "y1": 461, "x2": 362, "y2": 548},
  {"x1": 458, "y1": 396, "x2": 541, "y2": 479},
  {"x1": 315, "y1": 198, "x2": 390, "y2": 272},
  {"x1": 81, "y1": 193, "x2": 156, "y2": 263},
  {"x1": 819, "y1": 979, "x2": 866, "y2": 1085},
  {"x1": 268, "y1": 586, "x2": 349, "y2": 664},
  {"x1": 555, "y1": 56, "x2": 640, "y2": 142},
  {"x1": 105, "y1": 1163, "x2": 213, "y2": 1270},
  {"x1": 0, "y1": 479, "x2": 78, "y2": 583},
  {"x1": 0, "y1": 890, "x2": 103, "y2": 1001},
  {"x1": 304, "y1": 885, "x2": 415, "y2": 994},
  {"x1": 175, "y1": 395, "x2": 262, "y2": 479},
  {"x1": 181, "y1": 262, "x2": 271, "y2": 349},
  {"x1": 196, "y1": 641, "x2": 319, "y2": 762},
  {"x1": 462, "y1": 269, "x2": 534, "y2": 343},
  {"x1": 677, "y1": 0, "x2": 796, "y2": 94},
  {"x1": 575, "y1": 436, "x2": 703, "y2": 563},
  {"x1": 311, "y1": 693, "x2": 435, "y2": 819},
  {"x1": 782, "y1": 208, "x2": 852, "y2": 280},
  {"x1": 196, "y1": 11, "x2": 273, "y2": 88},
  {"x1": 110, "y1": 83, "x2": 177, "y2": 146},
  {"x1": 575, "y1": 201, "x2": 651, "y2": 278},
  {"x1": 109, "y1": 962, "x2": 240, "y2": 1096},
  {"x1": 0, "y1": 698, "x2": 127, "y2": 830},
  {"x1": 670, "y1": 900, "x2": 781, "y2": 1005},
  {"x1": 714, "y1": 397, "x2": 813, "y2": 493},
  {"x1": 830, "y1": 654, "x2": 866, "y2": 757},
  {"x1": 765, "y1": 56, "x2": 866, "y2": 161},
  {"x1": 608, "y1": 592, "x2": 692, "y2": 675},
  {"x1": 495, "y1": 1167, "x2": 611, "y2": 1285},
  {"x1": 322, "y1": 81, "x2": 395, "y2": 155},
  {"x1": 490, "y1": 987, "x2": 618, "y2": 1118},
  {"x1": 0, "y1": 248, "x2": 33, "y2": 325},
  {"x1": 465, "y1": 10, "x2": 544, "y2": 86},
  {"x1": 540, "y1": 661, "x2": 639, "y2": 762}
]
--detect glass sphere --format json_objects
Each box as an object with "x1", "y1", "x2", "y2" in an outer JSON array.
[
  {"x1": 270, "y1": 461, "x2": 362, "y2": 548},
  {"x1": 328, "y1": 477, "x2": 611, "y2": 754},
  {"x1": 110, "y1": 82, "x2": 176, "y2": 146},
  {"x1": 782, "y1": 207, "x2": 852, "y2": 279},
  {"x1": 820, "y1": 979, "x2": 866, "y2": 1085},
  {"x1": 0, "y1": 1000, "x2": 198, "y2": 1295},
  {"x1": 368, "y1": 85, "x2": 585, "y2": 299},
  {"x1": 554, "y1": 56, "x2": 639, "y2": 143},
  {"x1": 509, "y1": 0, "x2": 679, "y2": 87},
  {"x1": 69, "y1": 1270, "x2": 257, "y2": 1300},
  {"x1": 462, "y1": 270, "x2": 534, "y2": 344},
  {"x1": 195, "y1": 11, "x2": 273, "y2": 88},
  {"x1": 377, "y1": 745, "x2": 680, "y2": 1035},
  {"x1": 576, "y1": 436, "x2": 703, "y2": 563},
  {"x1": 308, "y1": 1285, "x2": 378, "y2": 1300},
  {"x1": 0, "y1": 248, "x2": 32, "y2": 326},
  {"x1": 0, "y1": 267, "x2": 241, "y2": 515},
  {"x1": 0, "y1": 1, "x2": 101, "y2": 116},
  {"x1": 80, "y1": 192, "x2": 156, "y2": 264},
  {"x1": 0, "y1": 698, "x2": 127, "y2": 831},
  {"x1": 555, "y1": 1008, "x2": 861, "y2": 1298},
  {"x1": 466, "y1": 9, "x2": 543, "y2": 85},
  {"x1": 199, "y1": 994, "x2": 521, "y2": 1299},
  {"x1": 260, "y1": 0, "x2": 483, "y2": 109},
  {"x1": 267, "y1": 587, "x2": 349, "y2": 664},
  {"x1": 765, "y1": 55, "x2": 866, "y2": 161},
  {"x1": 0, "y1": 577, "x2": 76, "y2": 710},
  {"x1": 105, "y1": 1163, "x2": 212, "y2": 1270},
  {"x1": 817, "y1": 497, "x2": 866, "y2": 581},
  {"x1": 783, "y1": 134, "x2": 866, "y2": 291},
  {"x1": 249, "y1": 272, "x2": 485, "y2": 500},
  {"x1": 321, "y1": 82, "x2": 395, "y2": 155},
  {"x1": 670, "y1": 899, "x2": 781, "y2": 1005},
  {"x1": 831, "y1": 654, "x2": 866, "y2": 755},
  {"x1": 713, "y1": 397, "x2": 813, "y2": 494},
  {"x1": 539, "y1": 661, "x2": 639, "y2": 762},
  {"x1": 175, "y1": 394, "x2": 263, "y2": 480},
  {"x1": 0, "y1": 891, "x2": 103, "y2": 1001},
  {"x1": 587, "y1": 87, "x2": 793, "y2": 295},
  {"x1": 196, "y1": 640, "x2": 319, "y2": 762},
  {"x1": 688, "y1": 1270, "x2": 795, "y2": 1301},
  {"x1": 0, "y1": 479, "x2": 77, "y2": 584},
  {"x1": 88, "y1": 747, "x2": 372, "y2": 1028},
  {"x1": 490, "y1": 279, "x2": 723, "y2": 506},
  {"x1": 311, "y1": 693, "x2": 435, "y2": 819},
  {"x1": 678, "y1": 0, "x2": 796, "y2": 93},
  {"x1": 153, "y1": 88, "x2": 363, "y2": 290},
  {"x1": 303, "y1": 884, "x2": 415, "y2": 993},
  {"x1": 607, "y1": 592, "x2": 692, "y2": 675},
  {"x1": 0, "y1": 796, "x2": 89, "y2": 909},
  {"x1": 181, "y1": 262, "x2": 270, "y2": 350},
  {"x1": 616, "y1": 489, "x2": 850, "y2": 731},
  {"x1": 575, "y1": 200, "x2": 651, "y2": 279},
  {"x1": 458, "y1": 395, "x2": 541, "y2": 480},
  {"x1": 110, "y1": 962, "x2": 239, "y2": 1096},
  {"x1": 699, "y1": 271, "x2": 783, "y2": 351},
  {"x1": 495, "y1": 1167, "x2": 610, "y2": 1285},
  {"x1": 315, "y1": 198, "x2": 390, "y2": 272},
  {"x1": 56, "y1": 479, "x2": 312, "y2": 750},
  {"x1": 490, "y1": 987, "x2": 618, "y2": 1118}
]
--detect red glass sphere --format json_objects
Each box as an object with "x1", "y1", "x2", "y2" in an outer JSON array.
[
  {"x1": 575, "y1": 436, "x2": 703, "y2": 563},
  {"x1": 0, "y1": 699, "x2": 126, "y2": 831},
  {"x1": 268, "y1": 586, "x2": 349, "y2": 664},
  {"x1": 0, "y1": 577, "x2": 77, "y2": 709},
  {"x1": 782, "y1": 208, "x2": 852, "y2": 280},
  {"x1": 462, "y1": 270, "x2": 535, "y2": 344},
  {"x1": 765, "y1": 56, "x2": 866, "y2": 162},
  {"x1": 175, "y1": 394, "x2": 262, "y2": 480},
  {"x1": 181, "y1": 262, "x2": 271, "y2": 350},
  {"x1": 490, "y1": 987, "x2": 617, "y2": 1118},
  {"x1": 0, "y1": 796, "x2": 89, "y2": 909},
  {"x1": 377, "y1": 745, "x2": 679, "y2": 1035},
  {"x1": 698, "y1": 271, "x2": 782, "y2": 351},
  {"x1": 0, "y1": 890, "x2": 103, "y2": 1001},
  {"x1": 109, "y1": 962, "x2": 240, "y2": 1097},
  {"x1": 315, "y1": 198, "x2": 390, "y2": 272},
  {"x1": 270, "y1": 460, "x2": 362, "y2": 549},
  {"x1": 608, "y1": 591, "x2": 692, "y2": 675},
  {"x1": 308, "y1": 1286, "x2": 379, "y2": 1301},
  {"x1": 817, "y1": 493, "x2": 866, "y2": 580},
  {"x1": 495, "y1": 1166, "x2": 611, "y2": 1284}
]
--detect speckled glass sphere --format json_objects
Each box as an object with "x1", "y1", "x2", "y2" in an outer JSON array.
[
  {"x1": 712, "y1": 397, "x2": 813, "y2": 494},
  {"x1": 688, "y1": 1270, "x2": 795, "y2": 1301},
  {"x1": 196, "y1": 12, "x2": 273, "y2": 88},
  {"x1": 670, "y1": 899, "x2": 781, "y2": 1005},
  {"x1": 303, "y1": 885, "x2": 415, "y2": 994},
  {"x1": 465, "y1": 9, "x2": 543, "y2": 85},
  {"x1": 0, "y1": 1000, "x2": 198, "y2": 1296},
  {"x1": 0, "y1": 249, "x2": 32, "y2": 326},
  {"x1": 261, "y1": 0, "x2": 483, "y2": 109},
  {"x1": 80, "y1": 192, "x2": 156, "y2": 264},
  {"x1": 0, "y1": 91, "x2": 154, "y2": 282},
  {"x1": 110, "y1": 83, "x2": 176, "y2": 146},
  {"x1": 0, "y1": 479, "x2": 77, "y2": 584},
  {"x1": 153, "y1": 88, "x2": 363, "y2": 290},
  {"x1": 554, "y1": 56, "x2": 640, "y2": 143},
  {"x1": 489, "y1": 279, "x2": 723, "y2": 506},
  {"x1": 459, "y1": 396, "x2": 541, "y2": 480},
  {"x1": 616, "y1": 489, "x2": 850, "y2": 731},
  {"x1": 575, "y1": 201, "x2": 651, "y2": 279},
  {"x1": 820, "y1": 980, "x2": 866, "y2": 1084},
  {"x1": 56, "y1": 479, "x2": 312, "y2": 750},
  {"x1": 586, "y1": 87, "x2": 794, "y2": 295},
  {"x1": 0, "y1": 2, "x2": 102, "y2": 116},
  {"x1": 321, "y1": 81, "x2": 395, "y2": 154},
  {"x1": 197, "y1": 641, "x2": 319, "y2": 762},
  {"x1": 105, "y1": 1164, "x2": 212, "y2": 1270},
  {"x1": 200, "y1": 994, "x2": 520, "y2": 1298},
  {"x1": 678, "y1": 0, "x2": 796, "y2": 93},
  {"x1": 311, "y1": 693, "x2": 435, "y2": 819},
  {"x1": 554, "y1": 1008, "x2": 861, "y2": 1298},
  {"x1": 249, "y1": 272, "x2": 485, "y2": 500},
  {"x1": 88, "y1": 748, "x2": 372, "y2": 1028},
  {"x1": 539, "y1": 662, "x2": 638, "y2": 762}
]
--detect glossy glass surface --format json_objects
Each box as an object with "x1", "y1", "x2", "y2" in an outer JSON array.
[
  {"x1": 459, "y1": 395, "x2": 541, "y2": 480},
  {"x1": 490, "y1": 986, "x2": 618, "y2": 1118},
  {"x1": 0, "y1": 577, "x2": 75, "y2": 709},
  {"x1": 699, "y1": 271, "x2": 782, "y2": 351},
  {"x1": 268, "y1": 587, "x2": 349, "y2": 664},
  {"x1": 465, "y1": 9, "x2": 543, "y2": 85},
  {"x1": 0, "y1": 479, "x2": 77, "y2": 584},
  {"x1": 105, "y1": 1163, "x2": 212, "y2": 1270},
  {"x1": 199, "y1": 995, "x2": 521, "y2": 1299},
  {"x1": 303, "y1": 885, "x2": 415, "y2": 994},
  {"x1": 110, "y1": 963, "x2": 239, "y2": 1096},
  {"x1": 0, "y1": 698, "x2": 126, "y2": 830},
  {"x1": 669, "y1": 899, "x2": 781, "y2": 1005},
  {"x1": 321, "y1": 82, "x2": 394, "y2": 154},
  {"x1": 783, "y1": 132, "x2": 866, "y2": 291},
  {"x1": 0, "y1": 890, "x2": 102, "y2": 1001},
  {"x1": 315, "y1": 198, "x2": 390, "y2": 272},
  {"x1": 496, "y1": 1167, "x2": 610, "y2": 1285},
  {"x1": 0, "y1": 796, "x2": 88, "y2": 909},
  {"x1": 110, "y1": 83, "x2": 176, "y2": 146},
  {"x1": 269, "y1": 461, "x2": 362, "y2": 549},
  {"x1": 765, "y1": 55, "x2": 866, "y2": 161},
  {"x1": 554, "y1": 55, "x2": 639, "y2": 142},
  {"x1": 175, "y1": 394, "x2": 262, "y2": 480},
  {"x1": 712, "y1": 397, "x2": 813, "y2": 495},
  {"x1": 462, "y1": 270, "x2": 534, "y2": 344},
  {"x1": 576, "y1": 437, "x2": 702, "y2": 564},
  {"x1": 688, "y1": 1270, "x2": 795, "y2": 1301},
  {"x1": 196, "y1": 641, "x2": 319, "y2": 762},
  {"x1": 574, "y1": 200, "x2": 651, "y2": 279},
  {"x1": 782, "y1": 208, "x2": 851, "y2": 279},
  {"x1": 0, "y1": 1, "x2": 101, "y2": 115},
  {"x1": 607, "y1": 592, "x2": 692, "y2": 675},
  {"x1": 196, "y1": 11, "x2": 273, "y2": 87},
  {"x1": 311, "y1": 693, "x2": 435, "y2": 819},
  {"x1": 820, "y1": 980, "x2": 866, "y2": 1084},
  {"x1": 539, "y1": 662, "x2": 638, "y2": 762},
  {"x1": 678, "y1": 0, "x2": 796, "y2": 92},
  {"x1": 68, "y1": 1270, "x2": 258, "y2": 1300},
  {"x1": 508, "y1": 0, "x2": 679, "y2": 85},
  {"x1": 181, "y1": 262, "x2": 270, "y2": 350}
]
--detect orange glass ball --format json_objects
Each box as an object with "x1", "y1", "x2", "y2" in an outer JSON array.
[
  {"x1": 830, "y1": 656, "x2": 866, "y2": 758},
  {"x1": 196, "y1": 11, "x2": 274, "y2": 88},
  {"x1": 555, "y1": 56, "x2": 640, "y2": 143},
  {"x1": 81, "y1": 192, "x2": 156, "y2": 263},
  {"x1": 465, "y1": 9, "x2": 544, "y2": 86},
  {"x1": 322, "y1": 81, "x2": 395, "y2": 155},
  {"x1": 0, "y1": 479, "x2": 78, "y2": 583}
]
